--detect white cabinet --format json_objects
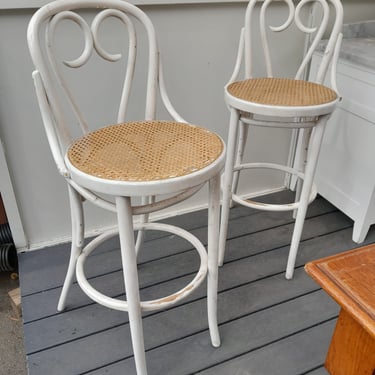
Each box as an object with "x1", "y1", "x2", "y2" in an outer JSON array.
[{"x1": 313, "y1": 33, "x2": 375, "y2": 243}]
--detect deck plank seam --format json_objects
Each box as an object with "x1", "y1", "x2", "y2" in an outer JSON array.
[
  {"x1": 19, "y1": 199, "x2": 339, "y2": 298},
  {"x1": 189, "y1": 316, "x2": 338, "y2": 375},
  {"x1": 220, "y1": 225, "x2": 354, "y2": 267},
  {"x1": 68, "y1": 295, "x2": 339, "y2": 375},
  {"x1": 299, "y1": 364, "x2": 326, "y2": 374},
  {"x1": 23, "y1": 262, "x2": 318, "y2": 325},
  {"x1": 218, "y1": 210, "x2": 339, "y2": 244},
  {"x1": 25, "y1": 287, "x2": 328, "y2": 356},
  {"x1": 20, "y1": 216, "x2": 351, "y2": 300}
]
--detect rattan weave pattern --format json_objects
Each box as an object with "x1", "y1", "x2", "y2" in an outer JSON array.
[
  {"x1": 67, "y1": 121, "x2": 223, "y2": 182},
  {"x1": 227, "y1": 78, "x2": 337, "y2": 106}
]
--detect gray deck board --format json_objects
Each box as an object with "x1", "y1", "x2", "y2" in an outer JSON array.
[
  {"x1": 305, "y1": 367, "x2": 329, "y2": 374},
  {"x1": 85, "y1": 292, "x2": 338, "y2": 375},
  {"x1": 18, "y1": 193, "x2": 373, "y2": 374},
  {"x1": 24, "y1": 267, "x2": 317, "y2": 354},
  {"x1": 19, "y1": 192, "x2": 335, "y2": 296},
  {"x1": 197, "y1": 320, "x2": 335, "y2": 375},
  {"x1": 22, "y1": 213, "x2": 356, "y2": 324}
]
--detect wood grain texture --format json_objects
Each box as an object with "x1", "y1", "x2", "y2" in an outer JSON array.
[
  {"x1": 305, "y1": 244, "x2": 375, "y2": 339},
  {"x1": 305, "y1": 244, "x2": 375, "y2": 375},
  {"x1": 326, "y1": 309, "x2": 375, "y2": 375}
]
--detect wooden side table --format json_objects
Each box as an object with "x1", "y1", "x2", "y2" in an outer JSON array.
[{"x1": 305, "y1": 244, "x2": 375, "y2": 375}]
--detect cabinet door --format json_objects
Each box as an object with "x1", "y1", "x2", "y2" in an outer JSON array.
[{"x1": 312, "y1": 53, "x2": 375, "y2": 243}]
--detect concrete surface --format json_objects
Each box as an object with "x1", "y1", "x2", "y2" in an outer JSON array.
[{"x1": 0, "y1": 271, "x2": 27, "y2": 375}]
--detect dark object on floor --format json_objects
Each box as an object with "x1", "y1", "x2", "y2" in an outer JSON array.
[
  {"x1": 0, "y1": 222, "x2": 13, "y2": 243},
  {"x1": 0, "y1": 243, "x2": 18, "y2": 272},
  {"x1": 0, "y1": 222, "x2": 17, "y2": 272}
]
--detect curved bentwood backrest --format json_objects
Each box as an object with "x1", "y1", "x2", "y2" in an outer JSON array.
[
  {"x1": 28, "y1": 0, "x2": 181, "y2": 178},
  {"x1": 236, "y1": 0, "x2": 343, "y2": 83}
]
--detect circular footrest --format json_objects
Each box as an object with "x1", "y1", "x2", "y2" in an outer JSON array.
[
  {"x1": 232, "y1": 162, "x2": 317, "y2": 211},
  {"x1": 76, "y1": 222, "x2": 207, "y2": 312}
]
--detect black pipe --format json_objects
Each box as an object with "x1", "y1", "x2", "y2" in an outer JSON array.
[
  {"x1": 0, "y1": 243, "x2": 17, "y2": 272},
  {"x1": 0, "y1": 223, "x2": 13, "y2": 244},
  {"x1": 0, "y1": 223, "x2": 17, "y2": 272}
]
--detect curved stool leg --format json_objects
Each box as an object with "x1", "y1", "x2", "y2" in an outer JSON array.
[
  {"x1": 58, "y1": 185, "x2": 84, "y2": 311},
  {"x1": 116, "y1": 196, "x2": 147, "y2": 375},
  {"x1": 207, "y1": 173, "x2": 221, "y2": 347},
  {"x1": 293, "y1": 128, "x2": 311, "y2": 219},
  {"x1": 232, "y1": 120, "x2": 249, "y2": 201},
  {"x1": 286, "y1": 117, "x2": 328, "y2": 279},
  {"x1": 135, "y1": 196, "x2": 155, "y2": 256},
  {"x1": 219, "y1": 108, "x2": 240, "y2": 266}
]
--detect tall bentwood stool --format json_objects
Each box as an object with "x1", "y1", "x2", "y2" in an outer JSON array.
[
  {"x1": 219, "y1": 0, "x2": 344, "y2": 279},
  {"x1": 27, "y1": 1, "x2": 225, "y2": 373}
]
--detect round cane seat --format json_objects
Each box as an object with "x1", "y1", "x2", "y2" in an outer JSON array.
[
  {"x1": 227, "y1": 77, "x2": 337, "y2": 107},
  {"x1": 67, "y1": 120, "x2": 224, "y2": 182}
]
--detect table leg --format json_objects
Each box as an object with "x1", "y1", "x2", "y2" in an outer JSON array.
[{"x1": 326, "y1": 309, "x2": 375, "y2": 375}]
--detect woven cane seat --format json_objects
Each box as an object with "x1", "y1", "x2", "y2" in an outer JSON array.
[
  {"x1": 227, "y1": 78, "x2": 337, "y2": 107},
  {"x1": 67, "y1": 120, "x2": 224, "y2": 182}
]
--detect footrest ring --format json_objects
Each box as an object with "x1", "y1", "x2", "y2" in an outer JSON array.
[
  {"x1": 76, "y1": 222, "x2": 208, "y2": 312},
  {"x1": 232, "y1": 162, "x2": 317, "y2": 211}
]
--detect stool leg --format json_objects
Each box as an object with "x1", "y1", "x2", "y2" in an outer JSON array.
[
  {"x1": 286, "y1": 117, "x2": 328, "y2": 279},
  {"x1": 293, "y1": 128, "x2": 311, "y2": 219},
  {"x1": 208, "y1": 173, "x2": 221, "y2": 347},
  {"x1": 232, "y1": 120, "x2": 249, "y2": 200},
  {"x1": 116, "y1": 196, "x2": 147, "y2": 375},
  {"x1": 135, "y1": 196, "x2": 154, "y2": 256},
  {"x1": 219, "y1": 108, "x2": 240, "y2": 266},
  {"x1": 58, "y1": 185, "x2": 84, "y2": 311}
]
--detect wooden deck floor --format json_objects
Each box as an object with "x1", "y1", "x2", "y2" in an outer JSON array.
[{"x1": 18, "y1": 191, "x2": 375, "y2": 375}]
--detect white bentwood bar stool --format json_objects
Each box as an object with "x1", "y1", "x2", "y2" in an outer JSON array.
[
  {"x1": 219, "y1": 0, "x2": 343, "y2": 279},
  {"x1": 27, "y1": 1, "x2": 225, "y2": 373}
]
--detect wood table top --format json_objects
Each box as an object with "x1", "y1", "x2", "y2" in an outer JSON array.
[{"x1": 305, "y1": 244, "x2": 375, "y2": 339}]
